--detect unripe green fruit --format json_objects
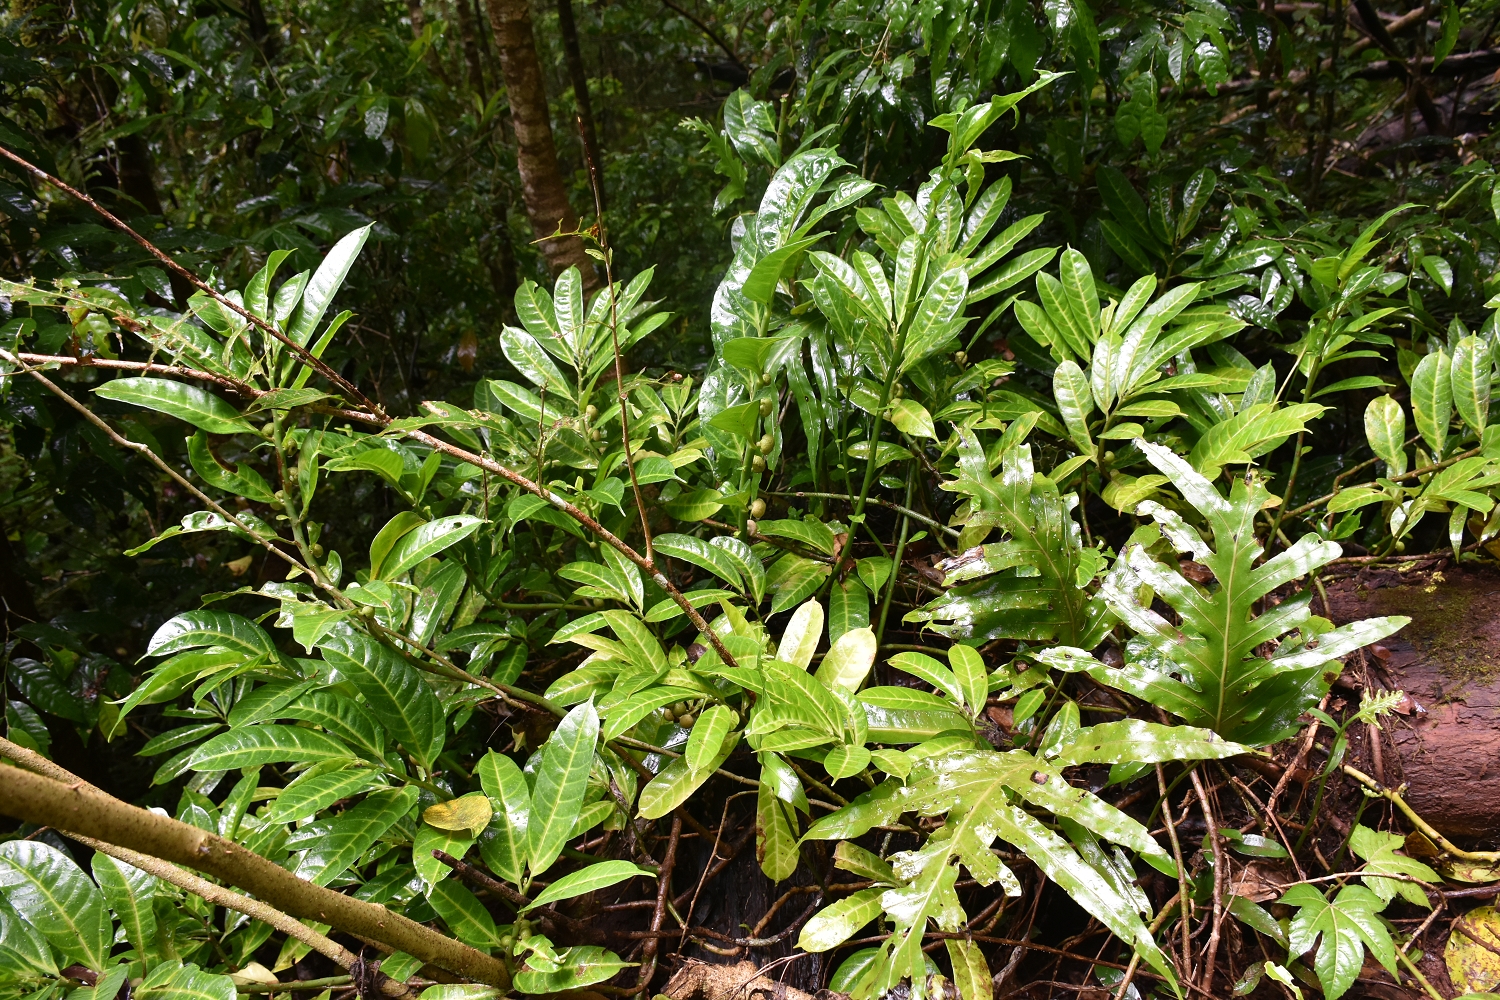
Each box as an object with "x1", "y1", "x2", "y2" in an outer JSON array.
[
  {"x1": 759, "y1": 372, "x2": 773, "y2": 386},
  {"x1": 261, "y1": 422, "x2": 276, "y2": 437},
  {"x1": 953, "y1": 351, "x2": 967, "y2": 365},
  {"x1": 585, "y1": 404, "x2": 598, "y2": 421},
  {"x1": 759, "y1": 398, "x2": 773, "y2": 417},
  {"x1": 311, "y1": 543, "x2": 324, "y2": 558},
  {"x1": 744, "y1": 518, "x2": 758, "y2": 535},
  {"x1": 751, "y1": 454, "x2": 766, "y2": 472},
  {"x1": 750, "y1": 498, "x2": 767, "y2": 518},
  {"x1": 757, "y1": 434, "x2": 774, "y2": 454}
]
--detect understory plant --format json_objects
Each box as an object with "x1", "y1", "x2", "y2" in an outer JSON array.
[{"x1": 4, "y1": 71, "x2": 1498, "y2": 1000}]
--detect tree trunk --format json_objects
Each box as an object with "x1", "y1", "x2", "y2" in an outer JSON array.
[
  {"x1": 483, "y1": 0, "x2": 598, "y2": 284},
  {"x1": 455, "y1": 0, "x2": 488, "y2": 96},
  {"x1": 555, "y1": 0, "x2": 603, "y2": 208}
]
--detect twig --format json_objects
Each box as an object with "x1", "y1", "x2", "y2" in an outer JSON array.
[
  {"x1": 637, "y1": 815, "x2": 682, "y2": 990},
  {"x1": 0, "y1": 145, "x2": 377, "y2": 412},
  {"x1": 1190, "y1": 768, "x2": 1225, "y2": 993},
  {"x1": 1157, "y1": 764, "x2": 1191, "y2": 974},
  {"x1": 1341, "y1": 763, "x2": 1500, "y2": 862},
  {"x1": 767, "y1": 490, "x2": 961, "y2": 538},
  {"x1": 236, "y1": 976, "x2": 356, "y2": 994},
  {"x1": 0, "y1": 737, "x2": 509, "y2": 987}
]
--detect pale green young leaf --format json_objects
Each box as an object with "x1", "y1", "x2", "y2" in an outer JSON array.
[
  {"x1": 1052, "y1": 360, "x2": 1095, "y2": 454},
  {"x1": 1363, "y1": 396, "x2": 1407, "y2": 476},
  {"x1": 776, "y1": 599, "x2": 824, "y2": 669},
  {"x1": 377, "y1": 516, "x2": 483, "y2": 580},
  {"x1": 286, "y1": 224, "x2": 371, "y2": 348},
  {"x1": 686, "y1": 704, "x2": 737, "y2": 773},
  {"x1": 1451, "y1": 335, "x2": 1492, "y2": 435},
  {"x1": 637, "y1": 732, "x2": 739, "y2": 819},
  {"x1": 798, "y1": 888, "x2": 885, "y2": 951},
  {"x1": 815, "y1": 626, "x2": 877, "y2": 693},
  {"x1": 757, "y1": 776, "x2": 801, "y2": 881},
  {"x1": 948, "y1": 646, "x2": 987, "y2": 712}
]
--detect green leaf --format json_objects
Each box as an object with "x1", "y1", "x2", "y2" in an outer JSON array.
[
  {"x1": 187, "y1": 725, "x2": 353, "y2": 770},
  {"x1": 0, "y1": 841, "x2": 112, "y2": 971},
  {"x1": 907, "y1": 430, "x2": 1111, "y2": 648},
  {"x1": 1363, "y1": 396, "x2": 1407, "y2": 476},
  {"x1": 95, "y1": 377, "x2": 253, "y2": 435},
  {"x1": 755, "y1": 517, "x2": 839, "y2": 555},
  {"x1": 1348, "y1": 824, "x2": 1440, "y2": 909},
  {"x1": 187, "y1": 431, "x2": 276, "y2": 502},
  {"x1": 1041, "y1": 719, "x2": 1246, "y2": 768},
  {"x1": 139, "y1": 963, "x2": 237, "y2": 1000},
  {"x1": 148, "y1": 611, "x2": 278, "y2": 659},
  {"x1": 1090, "y1": 440, "x2": 1408, "y2": 745},
  {"x1": 413, "y1": 823, "x2": 476, "y2": 891},
  {"x1": 776, "y1": 599, "x2": 824, "y2": 669},
  {"x1": 369, "y1": 512, "x2": 426, "y2": 578},
  {"x1": 264, "y1": 768, "x2": 386, "y2": 824},
  {"x1": 949, "y1": 646, "x2": 988, "y2": 713},
  {"x1": 377, "y1": 516, "x2": 483, "y2": 580},
  {"x1": 523, "y1": 861, "x2": 655, "y2": 912},
  {"x1": 1052, "y1": 360, "x2": 1094, "y2": 453},
  {"x1": 318, "y1": 624, "x2": 445, "y2": 770},
  {"x1": 92, "y1": 853, "x2": 159, "y2": 963},
  {"x1": 757, "y1": 772, "x2": 800, "y2": 881},
  {"x1": 1411, "y1": 350, "x2": 1453, "y2": 458},
  {"x1": 513, "y1": 945, "x2": 634, "y2": 994},
  {"x1": 901, "y1": 266, "x2": 969, "y2": 372},
  {"x1": 1452, "y1": 336, "x2": 1492, "y2": 436},
  {"x1": 766, "y1": 554, "x2": 832, "y2": 614},
  {"x1": 428, "y1": 881, "x2": 500, "y2": 949},
  {"x1": 1282, "y1": 884, "x2": 1396, "y2": 1000},
  {"x1": 686, "y1": 704, "x2": 737, "y2": 773},
  {"x1": 0, "y1": 891, "x2": 56, "y2": 979},
  {"x1": 476, "y1": 751, "x2": 531, "y2": 884},
  {"x1": 1188, "y1": 403, "x2": 1326, "y2": 476},
  {"x1": 654, "y1": 532, "x2": 743, "y2": 589},
  {"x1": 815, "y1": 626, "x2": 877, "y2": 694},
  {"x1": 286, "y1": 224, "x2": 371, "y2": 348},
  {"x1": 528, "y1": 701, "x2": 600, "y2": 876},
  {"x1": 500, "y1": 326, "x2": 574, "y2": 402},
  {"x1": 637, "y1": 731, "x2": 739, "y2": 819},
  {"x1": 888, "y1": 398, "x2": 937, "y2": 441},
  {"x1": 278, "y1": 689, "x2": 387, "y2": 762},
  {"x1": 828, "y1": 578, "x2": 870, "y2": 644},
  {"x1": 660, "y1": 488, "x2": 725, "y2": 522},
  {"x1": 798, "y1": 887, "x2": 885, "y2": 951},
  {"x1": 742, "y1": 235, "x2": 828, "y2": 304},
  {"x1": 293, "y1": 786, "x2": 419, "y2": 886}
]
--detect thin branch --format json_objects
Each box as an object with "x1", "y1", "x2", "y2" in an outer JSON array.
[
  {"x1": 0, "y1": 738, "x2": 509, "y2": 987},
  {"x1": 657, "y1": 0, "x2": 744, "y2": 69},
  {"x1": 0, "y1": 350, "x2": 316, "y2": 581},
  {"x1": 0, "y1": 145, "x2": 378, "y2": 413}
]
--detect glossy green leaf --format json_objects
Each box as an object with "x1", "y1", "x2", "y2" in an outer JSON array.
[
  {"x1": 92, "y1": 853, "x2": 159, "y2": 963},
  {"x1": 653, "y1": 532, "x2": 743, "y2": 590},
  {"x1": 318, "y1": 624, "x2": 445, "y2": 769},
  {"x1": 513, "y1": 946, "x2": 634, "y2": 994},
  {"x1": 637, "y1": 730, "x2": 739, "y2": 819},
  {"x1": 815, "y1": 626, "x2": 877, "y2": 693},
  {"x1": 290, "y1": 786, "x2": 417, "y2": 886},
  {"x1": 428, "y1": 880, "x2": 501, "y2": 949},
  {"x1": 0, "y1": 841, "x2": 112, "y2": 971},
  {"x1": 757, "y1": 773, "x2": 800, "y2": 881},
  {"x1": 476, "y1": 750, "x2": 531, "y2": 884},
  {"x1": 147, "y1": 611, "x2": 278, "y2": 659},
  {"x1": 685, "y1": 704, "x2": 737, "y2": 773},
  {"x1": 188, "y1": 725, "x2": 352, "y2": 770},
  {"x1": 265, "y1": 768, "x2": 386, "y2": 824},
  {"x1": 1363, "y1": 396, "x2": 1407, "y2": 476},
  {"x1": 1282, "y1": 884, "x2": 1396, "y2": 1000},
  {"x1": 95, "y1": 377, "x2": 253, "y2": 434},
  {"x1": 798, "y1": 887, "x2": 884, "y2": 951},
  {"x1": 1411, "y1": 350, "x2": 1453, "y2": 457},
  {"x1": 1452, "y1": 335, "x2": 1492, "y2": 436},
  {"x1": 286, "y1": 224, "x2": 371, "y2": 347},
  {"x1": 528, "y1": 701, "x2": 600, "y2": 876},
  {"x1": 776, "y1": 598, "x2": 824, "y2": 669},
  {"x1": 377, "y1": 515, "x2": 482, "y2": 580},
  {"x1": 522, "y1": 861, "x2": 655, "y2": 912}
]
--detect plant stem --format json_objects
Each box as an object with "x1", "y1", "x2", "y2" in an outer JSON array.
[
  {"x1": 1341, "y1": 763, "x2": 1500, "y2": 862},
  {"x1": 1158, "y1": 764, "x2": 1192, "y2": 975},
  {"x1": 875, "y1": 477, "x2": 914, "y2": 646},
  {"x1": 769, "y1": 490, "x2": 959, "y2": 537}
]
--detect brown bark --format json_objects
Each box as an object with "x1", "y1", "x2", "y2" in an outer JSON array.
[
  {"x1": 455, "y1": 0, "x2": 488, "y2": 96},
  {"x1": 482, "y1": 0, "x2": 598, "y2": 283},
  {"x1": 555, "y1": 0, "x2": 603, "y2": 208},
  {"x1": 0, "y1": 741, "x2": 510, "y2": 988}
]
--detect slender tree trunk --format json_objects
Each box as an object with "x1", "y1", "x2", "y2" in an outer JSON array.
[
  {"x1": 555, "y1": 0, "x2": 603, "y2": 207},
  {"x1": 455, "y1": 0, "x2": 488, "y2": 96},
  {"x1": 483, "y1": 0, "x2": 599, "y2": 283}
]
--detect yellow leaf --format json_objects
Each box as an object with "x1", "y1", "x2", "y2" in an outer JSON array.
[
  {"x1": 1447, "y1": 906, "x2": 1500, "y2": 995},
  {"x1": 423, "y1": 792, "x2": 493, "y2": 836}
]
